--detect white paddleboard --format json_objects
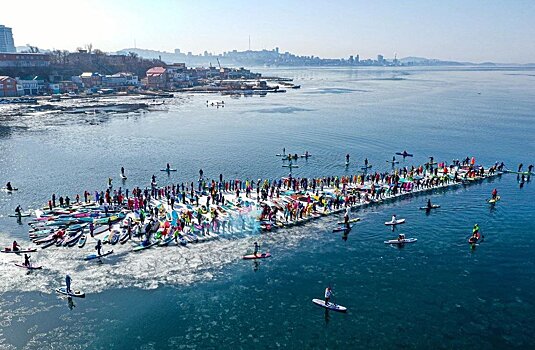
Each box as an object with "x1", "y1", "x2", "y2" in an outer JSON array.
[
  {"x1": 384, "y1": 219, "x2": 406, "y2": 226},
  {"x1": 384, "y1": 238, "x2": 417, "y2": 244},
  {"x1": 312, "y1": 299, "x2": 347, "y2": 312},
  {"x1": 55, "y1": 287, "x2": 85, "y2": 298}
]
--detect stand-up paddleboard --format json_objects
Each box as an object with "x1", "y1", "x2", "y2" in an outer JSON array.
[
  {"x1": 384, "y1": 238, "x2": 417, "y2": 244},
  {"x1": 332, "y1": 225, "x2": 353, "y2": 232},
  {"x1": 9, "y1": 212, "x2": 31, "y2": 217},
  {"x1": 419, "y1": 205, "x2": 441, "y2": 210},
  {"x1": 336, "y1": 218, "x2": 360, "y2": 225},
  {"x1": 312, "y1": 299, "x2": 347, "y2": 312},
  {"x1": 282, "y1": 165, "x2": 299, "y2": 168},
  {"x1": 1, "y1": 187, "x2": 18, "y2": 192},
  {"x1": 84, "y1": 250, "x2": 113, "y2": 261},
  {"x1": 386, "y1": 160, "x2": 399, "y2": 164},
  {"x1": 384, "y1": 219, "x2": 406, "y2": 226},
  {"x1": 242, "y1": 252, "x2": 271, "y2": 260},
  {"x1": 504, "y1": 170, "x2": 534, "y2": 175},
  {"x1": 160, "y1": 168, "x2": 177, "y2": 172},
  {"x1": 14, "y1": 263, "x2": 42, "y2": 270},
  {"x1": 55, "y1": 287, "x2": 85, "y2": 298},
  {"x1": 345, "y1": 161, "x2": 349, "y2": 166},
  {"x1": 2, "y1": 247, "x2": 37, "y2": 254},
  {"x1": 120, "y1": 174, "x2": 127, "y2": 180},
  {"x1": 488, "y1": 196, "x2": 500, "y2": 204},
  {"x1": 300, "y1": 154, "x2": 312, "y2": 158},
  {"x1": 395, "y1": 152, "x2": 413, "y2": 157},
  {"x1": 361, "y1": 165, "x2": 372, "y2": 170}
]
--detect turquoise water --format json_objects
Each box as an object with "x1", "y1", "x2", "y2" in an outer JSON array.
[{"x1": 1, "y1": 67, "x2": 534, "y2": 349}]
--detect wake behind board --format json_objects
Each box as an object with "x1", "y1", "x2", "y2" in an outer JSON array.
[
  {"x1": 242, "y1": 252, "x2": 271, "y2": 260},
  {"x1": 384, "y1": 238, "x2": 417, "y2": 244},
  {"x1": 312, "y1": 299, "x2": 347, "y2": 312},
  {"x1": 55, "y1": 287, "x2": 85, "y2": 298}
]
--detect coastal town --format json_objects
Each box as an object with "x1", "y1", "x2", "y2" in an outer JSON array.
[{"x1": 0, "y1": 24, "x2": 293, "y2": 103}]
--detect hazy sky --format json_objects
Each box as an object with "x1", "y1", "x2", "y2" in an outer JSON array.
[{"x1": 2, "y1": 0, "x2": 534, "y2": 63}]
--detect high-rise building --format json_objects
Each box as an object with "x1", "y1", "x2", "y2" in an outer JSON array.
[
  {"x1": 0, "y1": 25, "x2": 16, "y2": 53},
  {"x1": 377, "y1": 54, "x2": 384, "y2": 63}
]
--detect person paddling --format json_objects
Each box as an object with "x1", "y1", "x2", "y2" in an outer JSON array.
[
  {"x1": 166, "y1": 163, "x2": 171, "y2": 171},
  {"x1": 364, "y1": 158, "x2": 369, "y2": 168},
  {"x1": 473, "y1": 224, "x2": 480, "y2": 234},
  {"x1": 346, "y1": 154, "x2": 350, "y2": 165},
  {"x1": 518, "y1": 163, "x2": 523, "y2": 172},
  {"x1": 398, "y1": 233, "x2": 406, "y2": 242},
  {"x1": 121, "y1": 167, "x2": 125, "y2": 177},
  {"x1": 12, "y1": 240, "x2": 20, "y2": 252},
  {"x1": 15, "y1": 205, "x2": 22, "y2": 218},
  {"x1": 6, "y1": 182, "x2": 13, "y2": 191},
  {"x1": 95, "y1": 239, "x2": 102, "y2": 256},
  {"x1": 491, "y1": 188, "x2": 498, "y2": 200},
  {"x1": 23, "y1": 254, "x2": 31, "y2": 267},
  {"x1": 65, "y1": 275, "x2": 72, "y2": 294},
  {"x1": 325, "y1": 287, "x2": 333, "y2": 306},
  {"x1": 253, "y1": 242, "x2": 259, "y2": 256},
  {"x1": 426, "y1": 199, "x2": 433, "y2": 210}
]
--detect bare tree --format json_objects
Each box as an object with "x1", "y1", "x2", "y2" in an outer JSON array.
[{"x1": 85, "y1": 43, "x2": 93, "y2": 54}]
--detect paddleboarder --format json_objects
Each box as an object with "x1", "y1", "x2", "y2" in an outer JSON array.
[
  {"x1": 491, "y1": 188, "x2": 498, "y2": 200},
  {"x1": 12, "y1": 240, "x2": 20, "y2": 252},
  {"x1": 253, "y1": 242, "x2": 259, "y2": 256},
  {"x1": 65, "y1": 275, "x2": 72, "y2": 294},
  {"x1": 95, "y1": 239, "x2": 102, "y2": 256},
  {"x1": 6, "y1": 182, "x2": 13, "y2": 191},
  {"x1": 426, "y1": 199, "x2": 433, "y2": 210},
  {"x1": 121, "y1": 167, "x2": 125, "y2": 177},
  {"x1": 324, "y1": 287, "x2": 333, "y2": 306},
  {"x1": 14, "y1": 205, "x2": 22, "y2": 218},
  {"x1": 398, "y1": 233, "x2": 406, "y2": 242},
  {"x1": 346, "y1": 154, "x2": 350, "y2": 165},
  {"x1": 23, "y1": 254, "x2": 31, "y2": 267}
]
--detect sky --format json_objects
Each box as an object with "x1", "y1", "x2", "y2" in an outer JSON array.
[{"x1": 1, "y1": 0, "x2": 535, "y2": 63}]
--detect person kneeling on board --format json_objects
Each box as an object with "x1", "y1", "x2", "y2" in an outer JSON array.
[{"x1": 398, "y1": 233, "x2": 406, "y2": 242}]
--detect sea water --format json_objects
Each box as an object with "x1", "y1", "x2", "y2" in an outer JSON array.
[{"x1": 0, "y1": 66, "x2": 534, "y2": 349}]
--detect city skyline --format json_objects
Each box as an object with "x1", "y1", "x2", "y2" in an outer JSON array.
[{"x1": 2, "y1": 0, "x2": 535, "y2": 63}]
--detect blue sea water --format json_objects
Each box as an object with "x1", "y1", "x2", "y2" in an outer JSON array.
[{"x1": 0, "y1": 66, "x2": 534, "y2": 349}]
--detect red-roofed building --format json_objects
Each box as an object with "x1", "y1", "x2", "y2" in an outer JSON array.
[
  {"x1": 145, "y1": 66, "x2": 167, "y2": 89},
  {"x1": 0, "y1": 76, "x2": 22, "y2": 97}
]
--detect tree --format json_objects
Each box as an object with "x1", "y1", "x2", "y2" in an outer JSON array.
[{"x1": 85, "y1": 43, "x2": 93, "y2": 54}]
